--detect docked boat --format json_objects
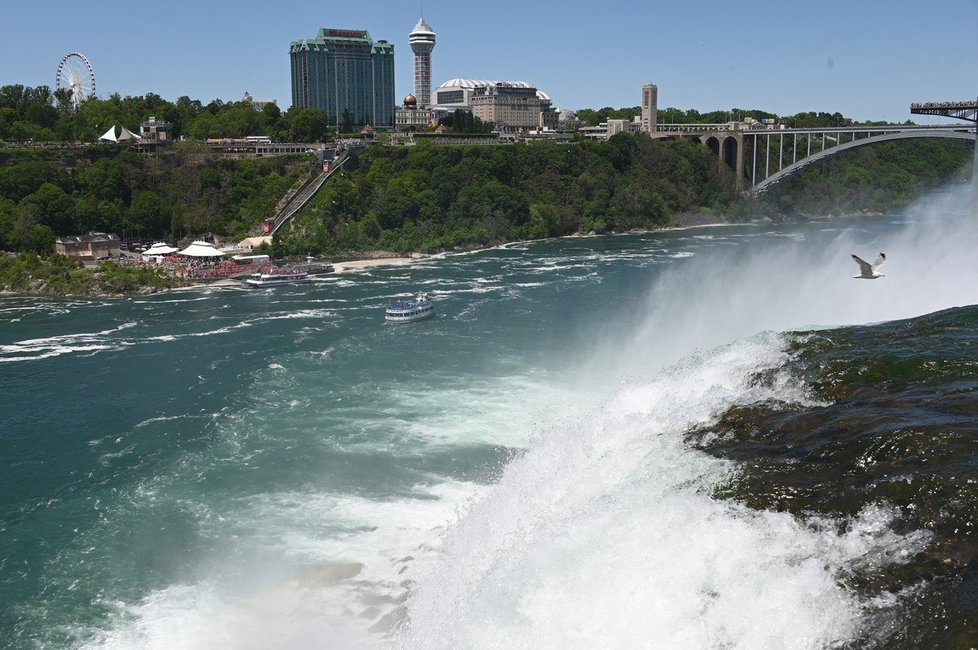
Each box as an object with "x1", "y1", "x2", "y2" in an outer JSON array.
[
  {"x1": 244, "y1": 269, "x2": 311, "y2": 287},
  {"x1": 296, "y1": 257, "x2": 335, "y2": 275},
  {"x1": 385, "y1": 293, "x2": 435, "y2": 323}
]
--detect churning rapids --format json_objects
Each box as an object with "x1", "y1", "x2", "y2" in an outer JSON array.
[{"x1": 3, "y1": 188, "x2": 978, "y2": 649}]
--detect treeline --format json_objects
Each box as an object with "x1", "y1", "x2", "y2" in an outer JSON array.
[
  {"x1": 3, "y1": 82, "x2": 910, "y2": 147},
  {"x1": 575, "y1": 105, "x2": 899, "y2": 129},
  {"x1": 0, "y1": 144, "x2": 310, "y2": 253},
  {"x1": 442, "y1": 109, "x2": 493, "y2": 134},
  {"x1": 274, "y1": 132, "x2": 974, "y2": 258},
  {"x1": 273, "y1": 133, "x2": 738, "y2": 257},
  {"x1": 759, "y1": 138, "x2": 973, "y2": 217},
  {"x1": 1, "y1": 85, "x2": 496, "y2": 145},
  {"x1": 0, "y1": 84, "x2": 331, "y2": 143},
  {"x1": 0, "y1": 81, "x2": 968, "y2": 261}
]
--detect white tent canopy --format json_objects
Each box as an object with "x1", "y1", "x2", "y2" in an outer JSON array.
[
  {"x1": 117, "y1": 125, "x2": 140, "y2": 141},
  {"x1": 177, "y1": 240, "x2": 225, "y2": 258},
  {"x1": 98, "y1": 125, "x2": 141, "y2": 142},
  {"x1": 142, "y1": 242, "x2": 178, "y2": 256},
  {"x1": 98, "y1": 126, "x2": 117, "y2": 142}
]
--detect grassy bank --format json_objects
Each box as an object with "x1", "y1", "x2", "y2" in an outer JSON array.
[{"x1": 0, "y1": 253, "x2": 189, "y2": 296}]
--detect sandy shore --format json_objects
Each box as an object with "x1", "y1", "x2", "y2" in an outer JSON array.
[{"x1": 330, "y1": 256, "x2": 421, "y2": 272}]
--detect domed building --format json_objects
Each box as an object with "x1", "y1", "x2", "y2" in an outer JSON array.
[
  {"x1": 555, "y1": 107, "x2": 578, "y2": 128},
  {"x1": 395, "y1": 93, "x2": 432, "y2": 132},
  {"x1": 429, "y1": 78, "x2": 557, "y2": 133}
]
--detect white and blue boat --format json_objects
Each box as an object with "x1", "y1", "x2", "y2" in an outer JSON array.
[
  {"x1": 244, "y1": 269, "x2": 311, "y2": 287},
  {"x1": 385, "y1": 293, "x2": 434, "y2": 323}
]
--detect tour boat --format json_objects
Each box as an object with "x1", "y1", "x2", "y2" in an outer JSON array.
[
  {"x1": 244, "y1": 269, "x2": 311, "y2": 287},
  {"x1": 385, "y1": 293, "x2": 435, "y2": 323}
]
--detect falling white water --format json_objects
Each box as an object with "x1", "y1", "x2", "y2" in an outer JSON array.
[
  {"x1": 396, "y1": 334, "x2": 931, "y2": 649},
  {"x1": 398, "y1": 189, "x2": 971, "y2": 649}
]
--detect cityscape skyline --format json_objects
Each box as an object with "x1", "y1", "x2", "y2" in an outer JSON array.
[{"x1": 1, "y1": 0, "x2": 976, "y2": 124}]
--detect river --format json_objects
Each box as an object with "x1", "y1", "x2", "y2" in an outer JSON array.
[{"x1": 2, "y1": 188, "x2": 977, "y2": 649}]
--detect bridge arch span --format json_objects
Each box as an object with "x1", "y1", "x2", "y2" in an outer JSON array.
[
  {"x1": 752, "y1": 129, "x2": 975, "y2": 194},
  {"x1": 701, "y1": 133, "x2": 744, "y2": 187},
  {"x1": 704, "y1": 135, "x2": 720, "y2": 157},
  {"x1": 721, "y1": 135, "x2": 738, "y2": 171}
]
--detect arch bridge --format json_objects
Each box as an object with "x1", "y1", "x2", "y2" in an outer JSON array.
[
  {"x1": 743, "y1": 125, "x2": 974, "y2": 194},
  {"x1": 651, "y1": 107, "x2": 977, "y2": 195}
]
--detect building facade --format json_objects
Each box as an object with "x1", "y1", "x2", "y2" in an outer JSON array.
[
  {"x1": 432, "y1": 78, "x2": 484, "y2": 108},
  {"x1": 437, "y1": 80, "x2": 554, "y2": 132},
  {"x1": 55, "y1": 233, "x2": 121, "y2": 260},
  {"x1": 395, "y1": 94, "x2": 433, "y2": 131},
  {"x1": 641, "y1": 83, "x2": 658, "y2": 134},
  {"x1": 470, "y1": 83, "x2": 541, "y2": 132},
  {"x1": 434, "y1": 78, "x2": 551, "y2": 111},
  {"x1": 242, "y1": 91, "x2": 277, "y2": 112},
  {"x1": 409, "y1": 18, "x2": 436, "y2": 107},
  {"x1": 290, "y1": 28, "x2": 395, "y2": 128},
  {"x1": 140, "y1": 116, "x2": 172, "y2": 142}
]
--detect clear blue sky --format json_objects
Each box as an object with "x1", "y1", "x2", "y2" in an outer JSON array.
[{"x1": 2, "y1": 0, "x2": 976, "y2": 123}]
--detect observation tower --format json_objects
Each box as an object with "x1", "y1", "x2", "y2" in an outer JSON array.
[{"x1": 409, "y1": 18, "x2": 436, "y2": 107}]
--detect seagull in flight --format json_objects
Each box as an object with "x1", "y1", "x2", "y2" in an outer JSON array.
[{"x1": 852, "y1": 252, "x2": 886, "y2": 279}]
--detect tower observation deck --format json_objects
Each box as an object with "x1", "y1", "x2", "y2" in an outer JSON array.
[{"x1": 409, "y1": 18, "x2": 436, "y2": 107}]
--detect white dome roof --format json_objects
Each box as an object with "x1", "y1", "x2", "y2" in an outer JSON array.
[
  {"x1": 435, "y1": 78, "x2": 552, "y2": 103},
  {"x1": 436, "y1": 78, "x2": 535, "y2": 91}
]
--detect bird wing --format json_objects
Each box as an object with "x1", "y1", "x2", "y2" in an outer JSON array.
[
  {"x1": 851, "y1": 254, "x2": 872, "y2": 275},
  {"x1": 871, "y1": 253, "x2": 886, "y2": 270}
]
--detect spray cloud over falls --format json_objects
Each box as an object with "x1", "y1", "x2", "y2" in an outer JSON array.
[{"x1": 398, "y1": 188, "x2": 976, "y2": 648}]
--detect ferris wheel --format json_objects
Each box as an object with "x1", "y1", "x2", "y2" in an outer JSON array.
[{"x1": 56, "y1": 52, "x2": 96, "y2": 109}]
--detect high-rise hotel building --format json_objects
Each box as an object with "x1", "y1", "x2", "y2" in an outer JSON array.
[
  {"x1": 289, "y1": 28, "x2": 395, "y2": 128},
  {"x1": 409, "y1": 18, "x2": 436, "y2": 107}
]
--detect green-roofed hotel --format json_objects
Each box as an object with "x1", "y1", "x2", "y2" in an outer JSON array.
[{"x1": 290, "y1": 28, "x2": 395, "y2": 128}]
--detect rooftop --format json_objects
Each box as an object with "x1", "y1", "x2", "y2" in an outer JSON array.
[
  {"x1": 435, "y1": 78, "x2": 551, "y2": 102},
  {"x1": 410, "y1": 18, "x2": 435, "y2": 37}
]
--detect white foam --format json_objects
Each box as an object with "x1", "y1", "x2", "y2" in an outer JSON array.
[
  {"x1": 0, "y1": 322, "x2": 137, "y2": 363},
  {"x1": 81, "y1": 482, "x2": 486, "y2": 650},
  {"x1": 134, "y1": 414, "x2": 202, "y2": 429},
  {"x1": 396, "y1": 336, "x2": 928, "y2": 649}
]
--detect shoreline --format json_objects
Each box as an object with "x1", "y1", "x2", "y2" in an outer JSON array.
[
  {"x1": 2, "y1": 219, "x2": 744, "y2": 298},
  {"x1": 330, "y1": 255, "x2": 422, "y2": 272}
]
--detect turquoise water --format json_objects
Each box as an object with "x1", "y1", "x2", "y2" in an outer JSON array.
[{"x1": 3, "y1": 189, "x2": 978, "y2": 648}]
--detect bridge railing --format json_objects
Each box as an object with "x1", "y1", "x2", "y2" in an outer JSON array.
[
  {"x1": 744, "y1": 125, "x2": 976, "y2": 193},
  {"x1": 656, "y1": 123, "x2": 732, "y2": 133}
]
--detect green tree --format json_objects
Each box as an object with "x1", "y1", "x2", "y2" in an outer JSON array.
[
  {"x1": 289, "y1": 108, "x2": 330, "y2": 142},
  {"x1": 19, "y1": 183, "x2": 74, "y2": 233},
  {"x1": 128, "y1": 190, "x2": 169, "y2": 236},
  {"x1": 27, "y1": 224, "x2": 56, "y2": 255}
]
